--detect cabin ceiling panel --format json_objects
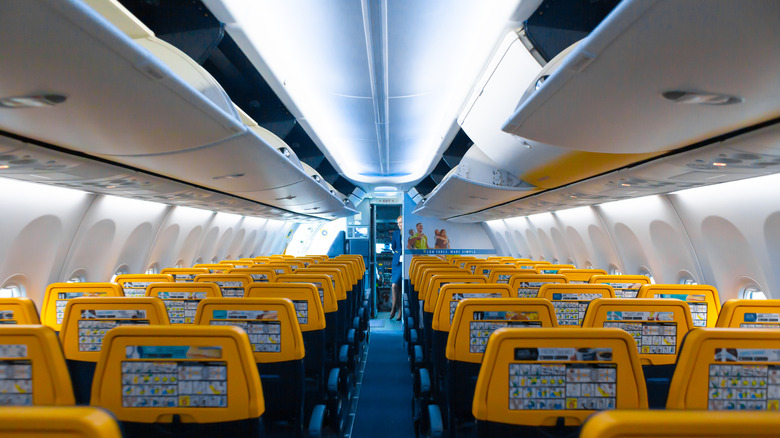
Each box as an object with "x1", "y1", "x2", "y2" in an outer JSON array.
[{"x1": 503, "y1": 0, "x2": 780, "y2": 154}]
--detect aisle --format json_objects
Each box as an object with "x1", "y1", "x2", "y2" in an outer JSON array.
[{"x1": 349, "y1": 314, "x2": 414, "y2": 437}]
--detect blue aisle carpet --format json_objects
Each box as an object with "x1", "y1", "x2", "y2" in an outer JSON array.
[{"x1": 350, "y1": 328, "x2": 414, "y2": 437}]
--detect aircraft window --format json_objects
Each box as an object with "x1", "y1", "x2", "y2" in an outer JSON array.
[
  {"x1": 110, "y1": 265, "x2": 129, "y2": 283},
  {"x1": 567, "y1": 258, "x2": 575, "y2": 266},
  {"x1": 175, "y1": 259, "x2": 184, "y2": 269},
  {"x1": 638, "y1": 266, "x2": 655, "y2": 284},
  {"x1": 608, "y1": 264, "x2": 622, "y2": 275},
  {"x1": 678, "y1": 270, "x2": 698, "y2": 285},
  {"x1": 0, "y1": 284, "x2": 24, "y2": 298},
  {"x1": 146, "y1": 263, "x2": 159, "y2": 275},
  {"x1": 194, "y1": 257, "x2": 203, "y2": 265},
  {"x1": 552, "y1": 258, "x2": 559, "y2": 264},
  {"x1": 67, "y1": 269, "x2": 87, "y2": 283},
  {"x1": 585, "y1": 260, "x2": 594, "y2": 269},
  {"x1": 740, "y1": 285, "x2": 767, "y2": 300},
  {"x1": 211, "y1": 257, "x2": 219, "y2": 263}
]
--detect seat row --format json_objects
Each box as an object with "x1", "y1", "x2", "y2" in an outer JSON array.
[
  {"x1": 402, "y1": 255, "x2": 780, "y2": 437},
  {"x1": 0, "y1": 253, "x2": 367, "y2": 438}
]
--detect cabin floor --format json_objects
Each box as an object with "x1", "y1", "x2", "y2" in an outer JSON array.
[{"x1": 348, "y1": 313, "x2": 414, "y2": 437}]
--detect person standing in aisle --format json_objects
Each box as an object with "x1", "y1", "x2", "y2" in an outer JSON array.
[{"x1": 389, "y1": 215, "x2": 403, "y2": 321}]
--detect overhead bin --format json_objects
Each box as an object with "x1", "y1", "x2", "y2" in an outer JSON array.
[
  {"x1": 0, "y1": 0, "x2": 354, "y2": 220},
  {"x1": 502, "y1": 0, "x2": 780, "y2": 154}
]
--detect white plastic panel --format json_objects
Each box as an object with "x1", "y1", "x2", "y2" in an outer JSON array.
[
  {"x1": 0, "y1": 0, "x2": 244, "y2": 156},
  {"x1": 503, "y1": 0, "x2": 780, "y2": 153}
]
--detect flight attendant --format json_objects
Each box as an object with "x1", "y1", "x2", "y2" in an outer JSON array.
[{"x1": 389, "y1": 215, "x2": 403, "y2": 320}]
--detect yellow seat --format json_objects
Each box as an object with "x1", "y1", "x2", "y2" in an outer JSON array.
[
  {"x1": 558, "y1": 268, "x2": 608, "y2": 284},
  {"x1": 227, "y1": 266, "x2": 277, "y2": 283},
  {"x1": 536, "y1": 264, "x2": 576, "y2": 275},
  {"x1": 666, "y1": 328, "x2": 780, "y2": 411},
  {"x1": 716, "y1": 299, "x2": 780, "y2": 328},
  {"x1": 194, "y1": 273, "x2": 254, "y2": 298},
  {"x1": 589, "y1": 275, "x2": 651, "y2": 298},
  {"x1": 193, "y1": 263, "x2": 234, "y2": 274},
  {"x1": 59, "y1": 297, "x2": 171, "y2": 404},
  {"x1": 90, "y1": 325, "x2": 264, "y2": 436},
  {"x1": 515, "y1": 260, "x2": 551, "y2": 270},
  {"x1": 473, "y1": 327, "x2": 647, "y2": 436},
  {"x1": 488, "y1": 267, "x2": 539, "y2": 284},
  {"x1": 581, "y1": 410, "x2": 780, "y2": 437},
  {"x1": 0, "y1": 406, "x2": 123, "y2": 437},
  {"x1": 537, "y1": 283, "x2": 616, "y2": 327},
  {"x1": 160, "y1": 267, "x2": 210, "y2": 282},
  {"x1": 445, "y1": 298, "x2": 557, "y2": 435},
  {"x1": 582, "y1": 297, "x2": 695, "y2": 408},
  {"x1": 0, "y1": 325, "x2": 75, "y2": 406},
  {"x1": 637, "y1": 284, "x2": 720, "y2": 327},
  {"x1": 194, "y1": 297, "x2": 307, "y2": 435},
  {"x1": 145, "y1": 282, "x2": 221, "y2": 324},
  {"x1": 42, "y1": 283, "x2": 124, "y2": 331},
  {"x1": 507, "y1": 273, "x2": 568, "y2": 298},
  {"x1": 0, "y1": 297, "x2": 40, "y2": 324},
  {"x1": 115, "y1": 274, "x2": 175, "y2": 297},
  {"x1": 220, "y1": 260, "x2": 254, "y2": 269}
]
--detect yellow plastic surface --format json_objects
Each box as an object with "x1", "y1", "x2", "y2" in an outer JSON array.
[
  {"x1": 558, "y1": 269, "x2": 608, "y2": 284},
  {"x1": 90, "y1": 325, "x2": 264, "y2": 423},
  {"x1": 536, "y1": 264, "x2": 577, "y2": 275},
  {"x1": 318, "y1": 261, "x2": 357, "y2": 287},
  {"x1": 451, "y1": 256, "x2": 478, "y2": 269},
  {"x1": 507, "y1": 274, "x2": 568, "y2": 299},
  {"x1": 589, "y1": 275, "x2": 651, "y2": 298},
  {"x1": 194, "y1": 297, "x2": 304, "y2": 363},
  {"x1": 193, "y1": 263, "x2": 233, "y2": 274},
  {"x1": 462, "y1": 260, "x2": 500, "y2": 275},
  {"x1": 581, "y1": 298, "x2": 694, "y2": 365},
  {"x1": 408, "y1": 257, "x2": 446, "y2": 288},
  {"x1": 115, "y1": 274, "x2": 175, "y2": 298},
  {"x1": 335, "y1": 254, "x2": 365, "y2": 276},
  {"x1": 418, "y1": 268, "x2": 471, "y2": 300},
  {"x1": 160, "y1": 268, "x2": 209, "y2": 282},
  {"x1": 581, "y1": 409, "x2": 780, "y2": 437},
  {"x1": 472, "y1": 328, "x2": 647, "y2": 425},
  {"x1": 423, "y1": 274, "x2": 487, "y2": 313},
  {"x1": 42, "y1": 283, "x2": 124, "y2": 331},
  {"x1": 433, "y1": 283, "x2": 511, "y2": 332},
  {"x1": 59, "y1": 297, "x2": 170, "y2": 361},
  {"x1": 0, "y1": 297, "x2": 40, "y2": 324},
  {"x1": 446, "y1": 298, "x2": 557, "y2": 363},
  {"x1": 488, "y1": 268, "x2": 539, "y2": 284},
  {"x1": 246, "y1": 283, "x2": 327, "y2": 331},
  {"x1": 410, "y1": 261, "x2": 452, "y2": 291},
  {"x1": 264, "y1": 263, "x2": 293, "y2": 275},
  {"x1": 227, "y1": 267, "x2": 277, "y2": 283},
  {"x1": 0, "y1": 406, "x2": 123, "y2": 437},
  {"x1": 537, "y1": 284, "x2": 616, "y2": 328},
  {"x1": 275, "y1": 274, "x2": 339, "y2": 313},
  {"x1": 637, "y1": 284, "x2": 721, "y2": 327},
  {"x1": 145, "y1": 282, "x2": 221, "y2": 324},
  {"x1": 294, "y1": 257, "x2": 319, "y2": 268},
  {"x1": 715, "y1": 299, "x2": 780, "y2": 328},
  {"x1": 220, "y1": 260, "x2": 253, "y2": 268},
  {"x1": 515, "y1": 260, "x2": 551, "y2": 269},
  {"x1": 0, "y1": 325, "x2": 75, "y2": 405},
  {"x1": 194, "y1": 273, "x2": 254, "y2": 298},
  {"x1": 666, "y1": 328, "x2": 780, "y2": 410},
  {"x1": 297, "y1": 267, "x2": 347, "y2": 301}
]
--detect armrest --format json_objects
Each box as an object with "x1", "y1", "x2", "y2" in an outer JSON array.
[
  {"x1": 428, "y1": 404, "x2": 443, "y2": 438},
  {"x1": 307, "y1": 404, "x2": 327, "y2": 438}
]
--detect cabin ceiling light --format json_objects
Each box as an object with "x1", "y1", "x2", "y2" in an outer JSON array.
[
  {"x1": 662, "y1": 90, "x2": 742, "y2": 106},
  {"x1": 0, "y1": 93, "x2": 67, "y2": 108}
]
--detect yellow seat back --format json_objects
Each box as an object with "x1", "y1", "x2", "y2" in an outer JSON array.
[
  {"x1": 145, "y1": 282, "x2": 222, "y2": 324},
  {"x1": 42, "y1": 282, "x2": 124, "y2": 331},
  {"x1": 589, "y1": 275, "x2": 651, "y2": 298},
  {"x1": 91, "y1": 325, "x2": 264, "y2": 423},
  {"x1": 160, "y1": 268, "x2": 210, "y2": 282},
  {"x1": 581, "y1": 298, "x2": 694, "y2": 366},
  {"x1": 637, "y1": 284, "x2": 720, "y2": 327},
  {"x1": 715, "y1": 299, "x2": 780, "y2": 328},
  {"x1": 558, "y1": 269, "x2": 608, "y2": 284},
  {"x1": 246, "y1": 283, "x2": 327, "y2": 331},
  {"x1": 433, "y1": 284, "x2": 511, "y2": 332},
  {"x1": 115, "y1": 274, "x2": 175, "y2": 297},
  {"x1": 447, "y1": 298, "x2": 557, "y2": 363},
  {"x1": 0, "y1": 406, "x2": 123, "y2": 437},
  {"x1": 194, "y1": 273, "x2": 254, "y2": 298},
  {"x1": 507, "y1": 274, "x2": 568, "y2": 298},
  {"x1": 581, "y1": 410, "x2": 780, "y2": 438},
  {"x1": 473, "y1": 327, "x2": 647, "y2": 426},
  {"x1": 537, "y1": 284, "x2": 616, "y2": 327},
  {"x1": 0, "y1": 297, "x2": 40, "y2": 324},
  {"x1": 195, "y1": 297, "x2": 304, "y2": 362},
  {"x1": 275, "y1": 274, "x2": 339, "y2": 313}
]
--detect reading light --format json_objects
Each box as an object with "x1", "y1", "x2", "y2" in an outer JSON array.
[
  {"x1": 0, "y1": 93, "x2": 67, "y2": 108},
  {"x1": 374, "y1": 186, "x2": 398, "y2": 193},
  {"x1": 0, "y1": 165, "x2": 8, "y2": 169},
  {"x1": 662, "y1": 90, "x2": 742, "y2": 106},
  {"x1": 713, "y1": 162, "x2": 727, "y2": 167},
  {"x1": 278, "y1": 147, "x2": 291, "y2": 158}
]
